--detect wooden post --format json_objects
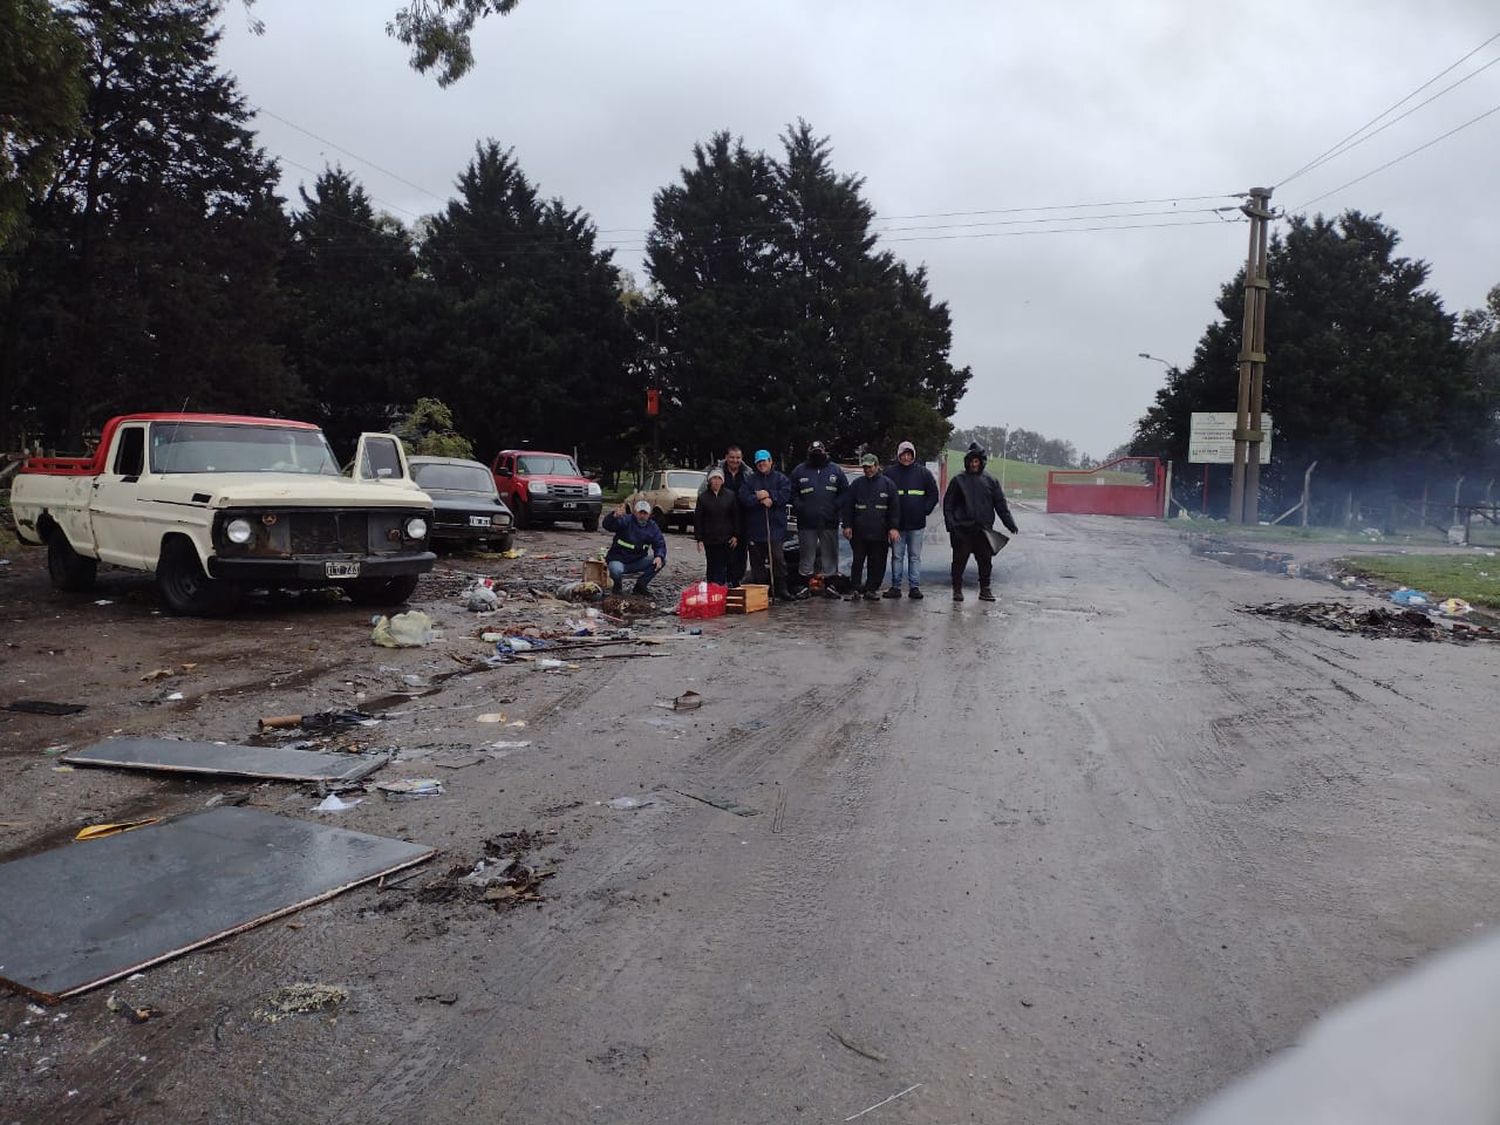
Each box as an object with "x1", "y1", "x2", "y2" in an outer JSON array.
[
  {"x1": 1229, "y1": 187, "x2": 1273, "y2": 524},
  {"x1": 1300, "y1": 460, "x2": 1317, "y2": 527}
]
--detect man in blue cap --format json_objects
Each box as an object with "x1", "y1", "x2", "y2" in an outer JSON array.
[{"x1": 738, "y1": 448, "x2": 793, "y2": 601}]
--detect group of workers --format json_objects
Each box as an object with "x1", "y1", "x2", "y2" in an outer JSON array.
[{"x1": 601, "y1": 440, "x2": 1019, "y2": 604}]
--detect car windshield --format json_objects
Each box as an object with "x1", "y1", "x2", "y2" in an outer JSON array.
[
  {"x1": 518, "y1": 454, "x2": 581, "y2": 476},
  {"x1": 148, "y1": 423, "x2": 340, "y2": 475},
  {"x1": 666, "y1": 471, "x2": 705, "y2": 489},
  {"x1": 412, "y1": 463, "x2": 496, "y2": 493}
]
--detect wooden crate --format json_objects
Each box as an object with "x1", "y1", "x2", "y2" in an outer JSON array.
[
  {"x1": 582, "y1": 559, "x2": 607, "y2": 586},
  {"x1": 725, "y1": 584, "x2": 770, "y2": 614}
]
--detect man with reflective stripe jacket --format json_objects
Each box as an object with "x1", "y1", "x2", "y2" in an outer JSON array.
[
  {"x1": 883, "y1": 440, "x2": 940, "y2": 599},
  {"x1": 788, "y1": 440, "x2": 847, "y2": 599},
  {"x1": 841, "y1": 453, "x2": 900, "y2": 600},
  {"x1": 602, "y1": 499, "x2": 667, "y2": 595}
]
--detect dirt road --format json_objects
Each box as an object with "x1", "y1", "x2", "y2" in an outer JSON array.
[{"x1": 3, "y1": 511, "x2": 1498, "y2": 1123}]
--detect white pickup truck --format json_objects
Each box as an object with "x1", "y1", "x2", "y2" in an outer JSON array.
[{"x1": 10, "y1": 412, "x2": 437, "y2": 614}]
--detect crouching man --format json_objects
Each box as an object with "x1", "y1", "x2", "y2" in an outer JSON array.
[{"x1": 603, "y1": 499, "x2": 667, "y2": 596}]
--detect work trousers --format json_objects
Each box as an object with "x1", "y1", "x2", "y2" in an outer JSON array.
[
  {"x1": 703, "y1": 543, "x2": 731, "y2": 586},
  {"x1": 797, "y1": 528, "x2": 840, "y2": 576},
  {"x1": 949, "y1": 529, "x2": 994, "y2": 586},
  {"x1": 727, "y1": 539, "x2": 748, "y2": 587},
  {"x1": 890, "y1": 528, "x2": 925, "y2": 589},
  {"x1": 850, "y1": 538, "x2": 889, "y2": 593},
  {"x1": 608, "y1": 555, "x2": 657, "y2": 591},
  {"x1": 747, "y1": 539, "x2": 787, "y2": 587}
]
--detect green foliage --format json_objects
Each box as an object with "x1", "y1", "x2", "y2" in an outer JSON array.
[
  {"x1": 0, "y1": 0, "x2": 84, "y2": 283},
  {"x1": 387, "y1": 0, "x2": 523, "y2": 86},
  {"x1": 949, "y1": 424, "x2": 1079, "y2": 467},
  {"x1": 3, "y1": 0, "x2": 296, "y2": 445},
  {"x1": 395, "y1": 397, "x2": 474, "y2": 458},
  {"x1": 1339, "y1": 553, "x2": 1500, "y2": 610},
  {"x1": 1133, "y1": 211, "x2": 1497, "y2": 513},
  {"x1": 644, "y1": 122, "x2": 970, "y2": 466}
]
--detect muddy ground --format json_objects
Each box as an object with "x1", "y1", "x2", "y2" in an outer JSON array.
[{"x1": 3, "y1": 512, "x2": 1499, "y2": 1123}]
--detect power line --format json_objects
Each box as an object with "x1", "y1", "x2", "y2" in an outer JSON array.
[
  {"x1": 1281, "y1": 53, "x2": 1500, "y2": 187},
  {"x1": 252, "y1": 104, "x2": 449, "y2": 205},
  {"x1": 275, "y1": 154, "x2": 425, "y2": 220},
  {"x1": 1277, "y1": 28, "x2": 1500, "y2": 187},
  {"x1": 1290, "y1": 99, "x2": 1500, "y2": 211}
]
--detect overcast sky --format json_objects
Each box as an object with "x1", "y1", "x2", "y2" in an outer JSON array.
[{"x1": 219, "y1": 0, "x2": 1499, "y2": 458}]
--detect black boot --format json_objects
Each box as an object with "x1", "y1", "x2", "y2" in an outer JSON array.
[
  {"x1": 611, "y1": 578, "x2": 623, "y2": 595},
  {"x1": 774, "y1": 578, "x2": 793, "y2": 602},
  {"x1": 952, "y1": 582, "x2": 964, "y2": 602},
  {"x1": 978, "y1": 584, "x2": 996, "y2": 602}
]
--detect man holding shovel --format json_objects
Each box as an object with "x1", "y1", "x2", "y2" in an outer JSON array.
[
  {"x1": 738, "y1": 449, "x2": 793, "y2": 602},
  {"x1": 942, "y1": 442, "x2": 1018, "y2": 602}
]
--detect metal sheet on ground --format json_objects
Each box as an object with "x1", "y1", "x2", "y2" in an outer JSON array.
[
  {"x1": 0, "y1": 807, "x2": 432, "y2": 1003},
  {"x1": 64, "y1": 737, "x2": 387, "y2": 783}
]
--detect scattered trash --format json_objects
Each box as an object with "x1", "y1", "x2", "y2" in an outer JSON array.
[
  {"x1": 463, "y1": 580, "x2": 500, "y2": 613},
  {"x1": 476, "y1": 712, "x2": 508, "y2": 724},
  {"x1": 312, "y1": 794, "x2": 362, "y2": 813},
  {"x1": 75, "y1": 818, "x2": 162, "y2": 841},
  {"x1": 94, "y1": 599, "x2": 113, "y2": 606},
  {"x1": 1438, "y1": 597, "x2": 1474, "y2": 617},
  {"x1": 400, "y1": 673, "x2": 428, "y2": 688},
  {"x1": 1340, "y1": 575, "x2": 1359, "y2": 588},
  {"x1": 607, "y1": 795, "x2": 656, "y2": 811},
  {"x1": 40, "y1": 744, "x2": 68, "y2": 756},
  {"x1": 555, "y1": 580, "x2": 602, "y2": 603},
  {"x1": 105, "y1": 994, "x2": 160, "y2": 1025},
  {"x1": 1243, "y1": 601, "x2": 1496, "y2": 643},
  {"x1": 535, "y1": 658, "x2": 576, "y2": 672},
  {"x1": 845, "y1": 1083, "x2": 924, "y2": 1121},
  {"x1": 488, "y1": 740, "x2": 532, "y2": 751},
  {"x1": 434, "y1": 756, "x2": 485, "y2": 771},
  {"x1": 499, "y1": 548, "x2": 524, "y2": 559},
  {"x1": 672, "y1": 788, "x2": 760, "y2": 817},
  {"x1": 65, "y1": 737, "x2": 388, "y2": 783},
  {"x1": 494, "y1": 636, "x2": 543, "y2": 653},
  {"x1": 3, "y1": 700, "x2": 86, "y2": 716},
  {"x1": 139, "y1": 669, "x2": 175, "y2": 682},
  {"x1": 254, "y1": 982, "x2": 348, "y2": 1024},
  {"x1": 416, "y1": 993, "x2": 459, "y2": 1005},
  {"x1": 564, "y1": 616, "x2": 598, "y2": 636},
  {"x1": 672, "y1": 690, "x2": 703, "y2": 711},
  {"x1": 377, "y1": 778, "x2": 444, "y2": 800},
  {"x1": 371, "y1": 610, "x2": 435, "y2": 648},
  {"x1": 258, "y1": 710, "x2": 378, "y2": 733},
  {"x1": 163, "y1": 691, "x2": 184, "y2": 702},
  {"x1": 1360, "y1": 527, "x2": 1384, "y2": 541},
  {"x1": 1390, "y1": 587, "x2": 1430, "y2": 607}
]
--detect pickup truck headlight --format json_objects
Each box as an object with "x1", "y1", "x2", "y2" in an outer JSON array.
[
  {"x1": 587, "y1": 482, "x2": 602, "y2": 497},
  {"x1": 527, "y1": 480, "x2": 548, "y2": 496},
  {"x1": 404, "y1": 517, "x2": 428, "y2": 540},
  {"x1": 225, "y1": 518, "x2": 254, "y2": 545},
  {"x1": 493, "y1": 513, "x2": 512, "y2": 528}
]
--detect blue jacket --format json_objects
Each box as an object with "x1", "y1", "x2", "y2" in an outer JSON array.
[
  {"x1": 603, "y1": 510, "x2": 667, "y2": 564},
  {"x1": 788, "y1": 461, "x2": 848, "y2": 530},
  {"x1": 843, "y1": 472, "x2": 899, "y2": 540},
  {"x1": 884, "y1": 461, "x2": 941, "y2": 530},
  {"x1": 738, "y1": 467, "x2": 792, "y2": 543}
]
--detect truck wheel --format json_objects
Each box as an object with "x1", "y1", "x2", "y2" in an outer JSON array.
[
  {"x1": 47, "y1": 533, "x2": 98, "y2": 593},
  {"x1": 156, "y1": 540, "x2": 240, "y2": 616},
  {"x1": 495, "y1": 532, "x2": 515, "y2": 553},
  {"x1": 346, "y1": 573, "x2": 421, "y2": 606},
  {"x1": 652, "y1": 509, "x2": 667, "y2": 531},
  {"x1": 581, "y1": 512, "x2": 599, "y2": 532},
  {"x1": 511, "y1": 499, "x2": 529, "y2": 529}
]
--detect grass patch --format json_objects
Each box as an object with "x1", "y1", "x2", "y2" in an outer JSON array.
[
  {"x1": 943, "y1": 450, "x2": 1066, "y2": 497},
  {"x1": 1339, "y1": 553, "x2": 1500, "y2": 609}
]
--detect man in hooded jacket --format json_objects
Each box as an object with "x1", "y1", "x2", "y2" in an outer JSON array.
[
  {"x1": 789, "y1": 440, "x2": 847, "y2": 599},
  {"x1": 883, "y1": 440, "x2": 940, "y2": 599},
  {"x1": 738, "y1": 449, "x2": 794, "y2": 601},
  {"x1": 942, "y1": 442, "x2": 1018, "y2": 602}
]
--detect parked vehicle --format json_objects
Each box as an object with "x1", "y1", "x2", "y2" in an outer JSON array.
[
  {"x1": 408, "y1": 456, "x2": 514, "y2": 552},
  {"x1": 490, "y1": 449, "x2": 602, "y2": 530},
  {"x1": 10, "y1": 413, "x2": 435, "y2": 615},
  {"x1": 636, "y1": 468, "x2": 706, "y2": 532}
]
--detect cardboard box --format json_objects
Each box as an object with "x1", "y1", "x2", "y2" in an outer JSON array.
[{"x1": 582, "y1": 559, "x2": 606, "y2": 586}]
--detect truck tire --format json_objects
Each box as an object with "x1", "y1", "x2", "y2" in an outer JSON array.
[
  {"x1": 510, "y1": 498, "x2": 529, "y2": 529},
  {"x1": 47, "y1": 533, "x2": 98, "y2": 593},
  {"x1": 581, "y1": 512, "x2": 599, "y2": 532},
  {"x1": 494, "y1": 532, "x2": 515, "y2": 553},
  {"x1": 156, "y1": 539, "x2": 240, "y2": 616},
  {"x1": 346, "y1": 573, "x2": 421, "y2": 606}
]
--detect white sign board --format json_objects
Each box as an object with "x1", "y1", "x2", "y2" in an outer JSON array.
[{"x1": 1188, "y1": 412, "x2": 1273, "y2": 465}]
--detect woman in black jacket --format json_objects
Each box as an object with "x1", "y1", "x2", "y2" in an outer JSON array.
[{"x1": 695, "y1": 468, "x2": 742, "y2": 586}]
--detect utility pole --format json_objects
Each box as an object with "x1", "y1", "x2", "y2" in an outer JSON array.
[{"x1": 1229, "y1": 186, "x2": 1274, "y2": 524}]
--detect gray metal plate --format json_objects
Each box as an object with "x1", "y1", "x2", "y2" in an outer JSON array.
[
  {"x1": 0, "y1": 807, "x2": 432, "y2": 1002},
  {"x1": 65, "y1": 737, "x2": 387, "y2": 783}
]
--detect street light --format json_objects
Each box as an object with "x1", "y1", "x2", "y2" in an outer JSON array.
[{"x1": 1137, "y1": 352, "x2": 1173, "y2": 369}]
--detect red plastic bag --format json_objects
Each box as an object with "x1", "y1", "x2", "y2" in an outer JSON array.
[{"x1": 677, "y1": 581, "x2": 727, "y2": 619}]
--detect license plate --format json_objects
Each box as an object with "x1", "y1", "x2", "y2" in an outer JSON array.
[
  {"x1": 469, "y1": 515, "x2": 491, "y2": 527},
  {"x1": 561, "y1": 502, "x2": 577, "y2": 509},
  {"x1": 325, "y1": 561, "x2": 361, "y2": 578}
]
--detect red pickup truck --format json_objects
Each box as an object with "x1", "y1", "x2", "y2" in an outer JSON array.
[{"x1": 490, "y1": 449, "x2": 602, "y2": 530}]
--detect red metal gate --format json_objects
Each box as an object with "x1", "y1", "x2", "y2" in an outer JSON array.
[{"x1": 1046, "y1": 457, "x2": 1165, "y2": 518}]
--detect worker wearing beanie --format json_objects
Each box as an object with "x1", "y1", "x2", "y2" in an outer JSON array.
[{"x1": 883, "y1": 440, "x2": 940, "y2": 599}]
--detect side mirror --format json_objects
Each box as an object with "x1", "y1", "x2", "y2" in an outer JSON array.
[{"x1": 495, "y1": 466, "x2": 511, "y2": 477}]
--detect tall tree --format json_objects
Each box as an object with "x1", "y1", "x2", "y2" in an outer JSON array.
[
  {"x1": 281, "y1": 166, "x2": 418, "y2": 453},
  {"x1": 1133, "y1": 211, "x2": 1491, "y2": 513},
  {"x1": 4, "y1": 0, "x2": 295, "y2": 445},
  {"x1": 645, "y1": 124, "x2": 970, "y2": 465},
  {"x1": 419, "y1": 141, "x2": 640, "y2": 466}
]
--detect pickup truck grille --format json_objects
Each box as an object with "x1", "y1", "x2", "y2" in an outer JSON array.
[
  {"x1": 290, "y1": 512, "x2": 369, "y2": 555},
  {"x1": 549, "y1": 483, "x2": 588, "y2": 500}
]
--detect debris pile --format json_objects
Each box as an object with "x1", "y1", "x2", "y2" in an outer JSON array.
[{"x1": 1242, "y1": 601, "x2": 1498, "y2": 642}]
